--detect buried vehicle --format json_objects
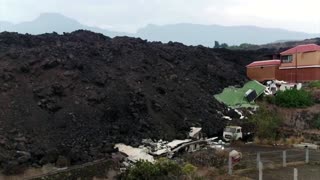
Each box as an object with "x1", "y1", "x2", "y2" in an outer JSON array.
[{"x1": 223, "y1": 126, "x2": 254, "y2": 142}]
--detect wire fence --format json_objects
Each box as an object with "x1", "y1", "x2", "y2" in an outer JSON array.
[
  {"x1": 228, "y1": 148, "x2": 318, "y2": 178},
  {"x1": 12, "y1": 147, "x2": 320, "y2": 179}
]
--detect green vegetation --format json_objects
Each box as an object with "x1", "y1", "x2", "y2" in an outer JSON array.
[
  {"x1": 214, "y1": 41, "x2": 229, "y2": 49},
  {"x1": 312, "y1": 114, "x2": 320, "y2": 129},
  {"x1": 228, "y1": 43, "x2": 260, "y2": 50},
  {"x1": 264, "y1": 95, "x2": 276, "y2": 104},
  {"x1": 33, "y1": 160, "x2": 113, "y2": 180},
  {"x1": 248, "y1": 106, "x2": 282, "y2": 140},
  {"x1": 274, "y1": 89, "x2": 314, "y2": 108},
  {"x1": 309, "y1": 81, "x2": 320, "y2": 89},
  {"x1": 182, "y1": 163, "x2": 197, "y2": 176},
  {"x1": 124, "y1": 160, "x2": 164, "y2": 180},
  {"x1": 122, "y1": 158, "x2": 199, "y2": 180}
]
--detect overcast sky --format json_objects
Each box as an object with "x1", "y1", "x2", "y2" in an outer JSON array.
[{"x1": 1, "y1": 0, "x2": 320, "y2": 33}]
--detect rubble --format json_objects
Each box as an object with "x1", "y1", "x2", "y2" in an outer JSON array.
[
  {"x1": 114, "y1": 144, "x2": 154, "y2": 163},
  {"x1": 117, "y1": 127, "x2": 226, "y2": 163},
  {"x1": 222, "y1": 116, "x2": 232, "y2": 121},
  {"x1": 189, "y1": 127, "x2": 202, "y2": 139},
  {"x1": 264, "y1": 80, "x2": 303, "y2": 95},
  {"x1": 151, "y1": 148, "x2": 169, "y2": 156},
  {"x1": 234, "y1": 109, "x2": 245, "y2": 119},
  {"x1": 208, "y1": 139, "x2": 226, "y2": 150},
  {"x1": 167, "y1": 139, "x2": 192, "y2": 149},
  {"x1": 214, "y1": 80, "x2": 266, "y2": 109}
]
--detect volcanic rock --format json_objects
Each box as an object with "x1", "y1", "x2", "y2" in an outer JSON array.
[{"x1": 0, "y1": 30, "x2": 273, "y2": 173}]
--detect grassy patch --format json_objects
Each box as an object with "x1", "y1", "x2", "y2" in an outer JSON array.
[
  {"x1": 33, "y1": 159, "x2": 114, "y2": 180},
  {"x1": 247, "y1": 106, "x2": 282, "y2": 140},
  {"x1": 121, "y1": 158, "x2": 201, "y2": 180},
  {"x1": 312, "y1": 114, "x2": 320, "y2": 129},
  {"x1": 309, "y1": 81, "x2": 320, "y2": 89},
  {"x1": 274, "y1": 89, "x2": 314, "y2": 108}
]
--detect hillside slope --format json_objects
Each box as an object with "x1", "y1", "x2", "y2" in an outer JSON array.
[
  {"x1": 0, "y1": 13, "x2": 126, "y2": 37},
  {"x1": 136, "y1": 24, "x2": 318, "y2": 46}
]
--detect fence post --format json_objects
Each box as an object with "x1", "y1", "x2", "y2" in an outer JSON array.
[
  {"x1": 259, "y1": 161, "x2": 263, "y2": 180},
  {"x1": 305, "y1": 148, "x2": 309, "y2": 164},
  {"x1": 293, "y1": 168, "x2": 298, "y2": 180},
  {"x1": 228, "y1": 153, "x2": 232, "y2": 175},
  {"x1": 283, "y1": 150, "x2": 287, "y2": 167},
  {"x1": 257, "y1": 152, "x2": 261, "y2": 169}
]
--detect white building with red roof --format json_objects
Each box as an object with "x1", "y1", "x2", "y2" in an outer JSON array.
[{"x1": 247, "y1": 44, "x2": 320, "y2": 82}]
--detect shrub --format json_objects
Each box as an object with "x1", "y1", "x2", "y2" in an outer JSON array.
[
  {"x1": 248, "y1": 106, "x2": 282, "y2": 140},
  {"x1": 264, "y1": 95, "x2": 275, "y2": 104},
  {"x1": 309, "y1": 81, "x2": 320, "y2": 89},
  {"x1": 122, "y1": 158, "x2": 190, "y2": 180},
  {"x1": 312, "y1": 114, "x2": 320, "y2": 129},
  {"x1": 124, "y1": 160, "x2": 160, "y2": 180},
  {"x1": 156, "y1": 158, "x2": 182, "y2": 176},
  {"x1": 182, "y1": 163, "x2": 197, "y2": 175},
  {"x1": 274, "y1": 89, "x2": 314, "y2": 108}
]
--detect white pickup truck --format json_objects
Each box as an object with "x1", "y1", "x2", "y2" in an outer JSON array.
[
  {"x1": 223, "y1": 126, "x2": 243, "y2": 141},
  {"x1": 223, "y1": 126, "x2": 254, "y2": 142}
]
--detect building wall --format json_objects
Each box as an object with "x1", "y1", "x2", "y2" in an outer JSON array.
[
  {"x1": 280, "y1": 51, "x2": 320, "y2": 69},
  {"x1": 300, "y1": 51, "x2": 320, "y2": 66},
  {"x1": 247, "y1": 66, "x2": 320, "y2": 82},
  {"x1": 276, "y1": 67, "x2": 320, "y2": 82},
  {"x1": 279, "y1": 54, "x2": 297, "y2": 68},
  {"x1": 277, "y1": 51, "x2": 320, "y2": 82},
  {"x1": 247, "y1": 66, "x2": 277, "y2": 82},
  {"x1": 247, "y1": 51, "x2": 320, "y2": 82}
]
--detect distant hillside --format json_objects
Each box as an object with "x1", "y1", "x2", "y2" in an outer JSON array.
[
  {"x1": 1, "y1": 13, "x2": 320, "y2": 45},
  {"x1": 0, "y1": 13, "x2": 127, "y2": 37},
  {"x1": 135, "y1": 24, "x2": 319, "y2": 46},
  {"x1": 259, "y1": 38, "x2": 320, "y2": 49},
  {"x1": 229, "y1": 38, "x2": 320, "y2": 51}
]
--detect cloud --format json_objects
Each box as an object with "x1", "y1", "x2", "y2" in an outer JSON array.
[{"x1": 1, "y1": 0, "x2": 320, "y2": 33}]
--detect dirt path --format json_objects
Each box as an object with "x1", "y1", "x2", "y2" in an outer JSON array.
[{"x1": 229, "y1": 144, "x2": 289, "y2": 153}]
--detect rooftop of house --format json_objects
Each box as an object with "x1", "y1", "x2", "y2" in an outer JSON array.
[
  {"x1": 280, "y1": 44, "x2": 320, "y2": 55},
  {"x1": 246, "y1": 60, "x2": 281, "y2": 68}
]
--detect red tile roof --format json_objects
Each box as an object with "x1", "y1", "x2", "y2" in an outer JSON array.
[
  {"x1": 246, "y1": 60, "x2": 281, "y2": 68},
  {"x1": 280, "y1": 44, "x2": 320, "y2": 55}
]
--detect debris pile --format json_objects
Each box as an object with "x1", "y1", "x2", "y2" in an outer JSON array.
[
  {"x1": 264, "y1": 80, "x2": 302, "y2": 95},
  {"x1": 214, "y1": 80, "x2": 265, "y2": 109},
  {"x1": 114, "y1": 144, "x2": 155, "y2": 163},
  {"x1": 215, "y1": 79, "x2": 304, "y2": 122},
  {"x1": 115, "y1": 127, "x2": 225, "y2": 165},
  {"x1": 189, "y1": 127, "x2": 202, "y2": 139}
]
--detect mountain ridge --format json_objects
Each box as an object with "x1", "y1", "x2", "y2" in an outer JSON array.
[{"x1": 1, "y1": 13, "x2": 319, "y2": 45}]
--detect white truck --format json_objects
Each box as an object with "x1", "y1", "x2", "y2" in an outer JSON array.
[
  {"x1": 223, "y1": 126, "x2": 254, "y2": 142},
  {"x1": 223, "y1": 126, "x2": 243, "y2": 141}
]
